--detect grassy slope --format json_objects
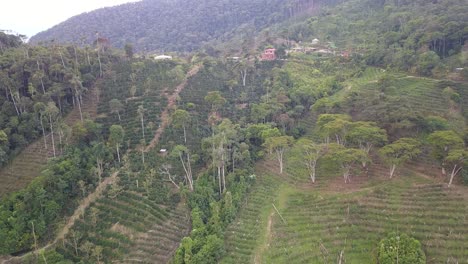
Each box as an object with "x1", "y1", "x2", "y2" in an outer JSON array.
[
  {"x1": 223, "y1": 141, "x2": 468, "y2": 263},
  {"x1": 222, "y1": 65, "x2": 468, "y2": 263}
]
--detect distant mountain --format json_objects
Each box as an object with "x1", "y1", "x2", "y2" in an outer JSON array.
[{"x1": 30, "y1": 0, "x2": 341, "y2": 52}]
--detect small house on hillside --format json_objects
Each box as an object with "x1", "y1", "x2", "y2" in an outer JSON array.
[
  {"x1": 227, "y1": 56, "x2": 241, "y2": 62},
  {"x1": 154, "y1": 55, "x2": 173, "y2": 60},
  {"x1": 261, "y1": 48, "x2": 276, "y2": 61}
]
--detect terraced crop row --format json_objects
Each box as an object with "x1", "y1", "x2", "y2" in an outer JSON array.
[
  {"x1": 58, "y1": 177, "x2": 190, "y2": 263},
  {"x1": 0, "y1": 86, "x2": 99, "y2": 197},
  {"x1": 263, "y1": 182, "x2": 468, "y2": 263},
  {"x1": 221, "y1": 172, "x2": 281, "y2": 264}
]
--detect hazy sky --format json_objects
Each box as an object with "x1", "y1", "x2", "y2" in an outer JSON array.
[{"x1": 0, "y1": 0, "x2": 141, "y2": 38}]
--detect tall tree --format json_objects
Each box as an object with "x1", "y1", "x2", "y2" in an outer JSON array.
[
  {"x1": 70, "y1": 73, "x2": 85, "y2": 122},
  {"x1": 109, "y1": 99, "x2": 124, "y2": 121},
  {"x1": 172, "y1": 109, "x2": 190, "y2": 143},
  {"x1": 427, "y1": 130, "x2": 464, "y2": 175},
  {"x1": 300, "y1": 139, "x2": 324, "y2": 183},
  {"x1": 34, "y1": 102, "x2": 48, "y2": 149},
  {"x1": 347, "y1": 121, "x2": 388, "y2": 168},
  {"x1": 316, "y1": 114, "x2": 352, "y2": 145},
  {"x1": 109, "y1": 125, "x2": 124, "y2": 163},
  {"x1": 92, "y1": 142, "x2": 108, "y2": 182},
  {"x1": 204, "y1": 91, "x2": 226, "y2": 114},
  {"x1": 45, "y1": 102, "x2": 59, "y2": 157},
  {"x1": 263, "y1": 136, "x2": 294, "y2": 174},
  {"x1": 328, "y1": 144, "x2": 368, "y2": 183},
  {"x1": 137, "y1": 105, "x2": 146, "y2": 142},
  {"x1": 445, "y1": 149, "x2": 467, "y2": 187},
  {"x1": 379, "y1": 138, "x2": 421, "y2": 178},
  {"x1": 171, "y1": 145, "x2": 194, "y2": 191}
]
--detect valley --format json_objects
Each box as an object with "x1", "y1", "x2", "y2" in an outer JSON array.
[{"x1": 1, "y1": 0, "x2": 467, "y2": 263}]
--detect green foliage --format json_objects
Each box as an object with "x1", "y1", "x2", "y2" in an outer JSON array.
[
  {"x1": 316, "y1": 114, "x2": 352, "y2": 144},
  {"x1": 0, "y1": 32, "x2": 22, "y2": 49},
  {"x1": 284, "y1": 0, "x2": 467, "y2": 78},
  {"x1": 0, "y1": 131, "x2": 110, "y2": 254},
  {"x1": 30, "y1": 0, "x2": 330, "y2": 52},
  {"x1": 379, "y1": 138, "x2": 421, "y2": 177},
  {"x1": 0, "y1": 35, "x2": 105, "y2": 166},
  {"x1": 263, "y1": 136, "x2": 294, "y2": 152},
  {"x1": 427, "y1": 130, "x2": 464, "y2": 163},
  {"x1": 327, "y1": 144, "x2": 368, "y2": 182},
  {"x1": 347, "y1": 121, "x2": 388, "y2": 152},
  {"x1": 378, "y1": 233, "x2": 426, "y2": 264}
]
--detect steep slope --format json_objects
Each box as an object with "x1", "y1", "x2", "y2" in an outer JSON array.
[
  {"x1": 30, "y1": 0, "x2": 327, "y2": 52},
  {"x1": 223, "y1": 141, "x2": 468, "y2": 263},
  {"x1": 0, "y1": 85, "x2": 99, "y2": 197}
]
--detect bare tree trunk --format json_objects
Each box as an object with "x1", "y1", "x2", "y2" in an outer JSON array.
[
  {"x1": 39, "y1": 114, "x2": 47, "y2": 149},
  {"x1": 141, "y1": 115, "x2": 145, "y2": 142},
  {"x1": 389, "y1": 164, "x2": 397, "y2": 178},
  {"x1": 187, "y1": 153, "x2": 193, "y2": 190},
  {"x1": 218, "y1": 166, "x2": 222, "y2": 194},
  {"x1": 162, "y1": 165, "x2": 180, "y2": 189},
  {"x1": 222, "y1": 153, "x2": 226, "y2": 192},
  {"x1": 8, "y1": 87, "x2": 20, "y2": 116},
  {"x1": 49, "y1": 114, "x2": 56, "y2": 157},
  {"x1": 343, "y1": 168, "x2": 350, "y2": 183},
  {"x1": 179, "y1": 152, "x2": 193, "y2": 191},
  {"x1": 241, "y1": 69, "x2": 247, "y2": 87},
  {"x1": 117, "y1": 111, "x2": 121, "y2": 121},
  {"x1": 183, "y1": 125, "x2": 187, "y2": 143},
  {"x1": 310, "y1": 162, "x2": 316, "y2": 183},
  {"x1": 97, "y1": 158, "x2": 103, "y2": 183},
  {"x1": 277, "y1": 149, "x2": 284, "y2": 174},
  {"x1": 448, "y1": 165, "x2": 462, "y2": 187},
  {"x1": 338, "y1": 249, "x2": 344, "y2": 264}
]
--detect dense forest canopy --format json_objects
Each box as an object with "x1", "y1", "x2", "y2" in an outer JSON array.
[
  {"x1": 30, "y1": 0, "x2": 344, "y2": 52},
  {"x1": 0, "y1": 0, "x2": 467, "y2": 262},
  {"x1": 0, "y1": 34, "x2": 111, "y2": 167},
  {"x1": 276, "y1": 0, "x2": 468, "y2": 76}
]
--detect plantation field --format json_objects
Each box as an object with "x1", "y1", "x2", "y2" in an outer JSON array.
[
  {"x1": 0, "y1": 86, "x2": 100, "y2": 197},
  {"x1": 222, "y1": 146, "x2": 468, "y2": 263},
  {"x1": 56, "y1": 171, "x2": 190, "y2": 263}
]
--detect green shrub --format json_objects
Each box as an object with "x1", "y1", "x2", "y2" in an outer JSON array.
[{"x1": 378, "y1": 233, "x2": 426, "y2": 264}]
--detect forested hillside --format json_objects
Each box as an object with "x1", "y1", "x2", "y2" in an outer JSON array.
[
  {"x1": 0, "y1": 34, "x2": 108, "y2": 169},
  {"x1": 29, "y1": 0, "x2": 343, "y2": 52},
  {"x1": 274, "y1": 0, "x2": 468, "y2": 78},
  {"x1": 1, "y1": 0, "x2": 467, "y2": 263}
]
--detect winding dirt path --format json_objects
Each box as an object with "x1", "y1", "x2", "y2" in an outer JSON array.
[
  {"x1": 254, "y1": 212, "x2": 274, "y2": 264},
  {"x1": 54, "y1": 171, "x2": 119, "y2": 243},
  {"x1": 2, "y1": 65, "x2": 202, "y2": 264},
  {"x1": 1, "y1": 171, "x2": 119, "y2": 264},
  {"x1": 145, "y1": 64, "x2": 201, "y2": 152}
]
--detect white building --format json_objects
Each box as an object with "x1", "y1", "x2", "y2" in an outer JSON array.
[{"x1": 154, "y1": 55, "x2": 173, "y2": 60}]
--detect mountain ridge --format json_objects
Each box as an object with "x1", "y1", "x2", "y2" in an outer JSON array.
[{"x1": 29, "y1": 0, "x2": 334, "y2": 52}]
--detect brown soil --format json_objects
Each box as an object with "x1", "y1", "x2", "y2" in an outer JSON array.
[{"x1": 145, "y1": 65, "x2": 201, "y2": 152}]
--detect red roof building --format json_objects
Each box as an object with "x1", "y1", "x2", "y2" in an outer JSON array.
[{"x1": 261, "y1": 48, "x2": 276, "y2": 61}]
